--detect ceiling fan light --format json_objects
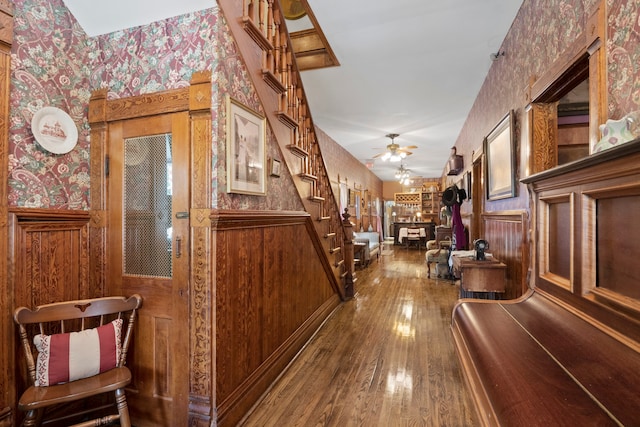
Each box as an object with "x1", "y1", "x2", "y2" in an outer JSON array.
[
  {"x1": 381, "y1": 152, "x2": 391, "y2": 161},
  {"x1": 390, "y1": 153, "x2": 401, "y2": 162}
]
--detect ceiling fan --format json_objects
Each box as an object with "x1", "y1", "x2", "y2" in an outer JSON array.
[{"x1": 372, "y1": 133, "x2": 417, "y2": 161}]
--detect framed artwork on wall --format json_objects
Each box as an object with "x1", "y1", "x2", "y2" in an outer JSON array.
[
  {"x1": 269, "y1": 158, "x2": 281, "y2": 177},
  {"x1": 226, "y1": 96, "x2": 266, "y2": 195},
  {"x1": 485, "y1": 110, "x2": 516, "y2": 200}
]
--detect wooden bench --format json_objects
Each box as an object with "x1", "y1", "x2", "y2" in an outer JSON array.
[{"x1": 451, "y1": 289, "x2": 640, "y2": 426}]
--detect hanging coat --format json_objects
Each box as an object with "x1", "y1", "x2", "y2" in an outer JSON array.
[{"x1": 451, "y1": 202, "x2": 467, "y2": 250}]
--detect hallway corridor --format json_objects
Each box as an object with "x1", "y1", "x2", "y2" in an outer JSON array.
[{"x1": 241, "y1": 248, "x2": 478, "y2": 426}]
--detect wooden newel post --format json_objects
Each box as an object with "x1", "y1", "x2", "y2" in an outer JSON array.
[{"x1": 342, "y1": 208, "x2": 355, "y2": 298}]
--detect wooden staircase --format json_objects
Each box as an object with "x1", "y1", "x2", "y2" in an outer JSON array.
[{"x1": 219, "y1": 0, "x2": 355, "y2": 300}]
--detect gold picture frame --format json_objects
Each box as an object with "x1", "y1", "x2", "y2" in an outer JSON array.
[
  {"x1": 485, "y1": 110, "x2": 516, "y2": 200},
  {"x1": 227, "y1": 96, "x2": 267, "y2": 195}
]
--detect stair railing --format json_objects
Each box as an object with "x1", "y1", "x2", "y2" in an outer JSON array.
[{"x1": 223, "y1": 0, "x2": 355, "y2": 299}]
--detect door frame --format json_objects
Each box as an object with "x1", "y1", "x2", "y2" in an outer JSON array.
[{"x1": 88, "y1": 71, "x2": 214, "y2": 425}]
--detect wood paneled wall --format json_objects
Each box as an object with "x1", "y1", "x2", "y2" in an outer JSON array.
[
  {"x1": 7, "y1": 208, "x2": 92, "y2": 424},
  {"x1": 482, "y1": 211, "x2": 529, "y2": 300},
  {"x1": 9, "y1": 209, "x2": 93, "y2": 306},
  {"x1": 524, "y1": 140, "x2": 640, "y2": 331},
  {"x1": 212, "y1": 210, "x2": 341, "y2": 426}
]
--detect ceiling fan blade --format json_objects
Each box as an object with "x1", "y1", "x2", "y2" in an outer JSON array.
[
  {"x1": 372, "y1": 152, "x2": 384, "y2": 158},
  {"x1": 401, "y1": 145, "x2": 418, "y2": 150}
]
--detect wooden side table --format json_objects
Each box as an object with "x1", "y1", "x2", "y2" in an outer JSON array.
[
  {"x1": 354, "y1": 241, "x2": 366, "y2": 267},
  {"x1": 452, "y1": 254, "x2": 506, "y2": 299}
]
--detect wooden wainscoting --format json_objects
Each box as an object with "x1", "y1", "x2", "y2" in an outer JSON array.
[
  {"x1": 9, "y1": 208, "x2": 92, "y2": 308},
  {"x1": 482, "y1": 211, "x2": 529, "y2": 300},
  {"x1": 7, "y1": 208, "x2": 92, "y2": 425},
  {"x1": 211, "y1": 210, "x2": 342, "y2": 426},
  {"x1": 461, "y1": 212, "x2": 472, "y2": 243}
]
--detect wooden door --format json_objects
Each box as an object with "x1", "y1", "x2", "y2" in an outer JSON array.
[{"x1": 108, "y1": 112, "x2": 190, "y2": 426}]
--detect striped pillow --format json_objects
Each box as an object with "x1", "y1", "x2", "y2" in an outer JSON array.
[{"x1": 33, "y1": 319, "x2": 123, "y2": 386}]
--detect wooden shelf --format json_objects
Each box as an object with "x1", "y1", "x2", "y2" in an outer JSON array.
[{"x1": 394, "y1": 188, "x2": 442, "y2": 221}]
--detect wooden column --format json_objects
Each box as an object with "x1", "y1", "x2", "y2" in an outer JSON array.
[
  {"x1": 342, "y1": 209, "x2": 355, "y2": 298},
  {"x1": 586, "y1": 0, "x2": 607, "y2": 151},
  {"x1": 187, "y1": 71, "x2": 215, "y2": 427},
  {"x1": 0, "y1": 1, "x2": 13, "y2": 425},
  {"x1": 88, "y1": 88, "x2": 109, "y2": 299}
]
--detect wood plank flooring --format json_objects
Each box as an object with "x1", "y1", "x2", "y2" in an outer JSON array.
[{"x1": 240, "y1": 248, "x2": 479, "y2": 427}]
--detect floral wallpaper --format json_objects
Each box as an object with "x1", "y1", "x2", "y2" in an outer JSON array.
[
  {"x1": 316, "y1": 125, "x2": 383, "y2": 231},
  {"x1": 8, "y1": 0, "x2": 640, "y2": 211},
  {"x1": 9, "y1": 0, "x2": 92, "y2": 208},
  {"x1": 607, "y1": 0, "x2": 640, "y2": 118},
  {"x1": 213, "y1": 15, "x2": 303, "y2": 211},
  {"x1": 454, "y1": 0, "x2": 640, "y2": 213},
  {"x1": 8, "y1": 0, "x2": 302, "y2": 211},
  {"x1": 91, "y1": 11, "x2": 215, "y2": 99}
]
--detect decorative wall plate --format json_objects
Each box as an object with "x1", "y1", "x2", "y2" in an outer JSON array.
[{"x1": 31, "y1": 107, "x2": 78, "y2": 154}]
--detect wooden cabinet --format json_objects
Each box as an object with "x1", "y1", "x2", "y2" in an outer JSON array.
[
  {"x1": 394, "y1": 189, "x2": 441, "y2": 223},
  {"x1": 421, "y1": 191, "x2": 437, "y2": 217},
  {"x1": 452, "y1": 254, "x2": 506, "y2": 299}
]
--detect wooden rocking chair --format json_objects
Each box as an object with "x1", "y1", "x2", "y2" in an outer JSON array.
[{"x1": 14, "y1": 294, "x2": 142, "y2": 427}]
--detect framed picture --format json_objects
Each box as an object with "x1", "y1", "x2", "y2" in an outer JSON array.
[
  {"x1": 269, "y1": 158, "x2": 281, "y2": 177},
  {"x1": 227, "y1": 96, "x2": 266, "y2": 195},
  {"x1": 485, "y1": 110, "x2": 516, "y2": 200}
]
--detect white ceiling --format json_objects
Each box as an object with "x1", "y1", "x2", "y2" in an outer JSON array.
[
  {"x1": 62, "y1": 0, "x2": 214, "y2": 37},
  {"x1": 63, "y1": 0, "x2": 523, "y2": 182}
]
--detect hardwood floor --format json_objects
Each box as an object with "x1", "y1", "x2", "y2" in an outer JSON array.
[{"x1": 240, "y1": 248, "x2": 479, "y2": 427}]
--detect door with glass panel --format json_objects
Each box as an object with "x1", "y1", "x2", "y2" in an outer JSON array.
[{"x1": 108, "y1": 112, "x2": 190, "y2": 426}]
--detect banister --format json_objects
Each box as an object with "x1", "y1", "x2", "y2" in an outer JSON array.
[{"x1": 221, "y1": 0, "x2": 354, "y2": 299}]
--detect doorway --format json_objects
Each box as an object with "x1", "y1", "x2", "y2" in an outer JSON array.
[
  {"x1": 529, "y1": 53, "x2": 594, "y2": 174},
  {"x1": 107, "y1": 113, "x2": 190, "y2": 426},
  {"x1": 89, "y1": 73, "x2": 213, "y2": 426}
]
